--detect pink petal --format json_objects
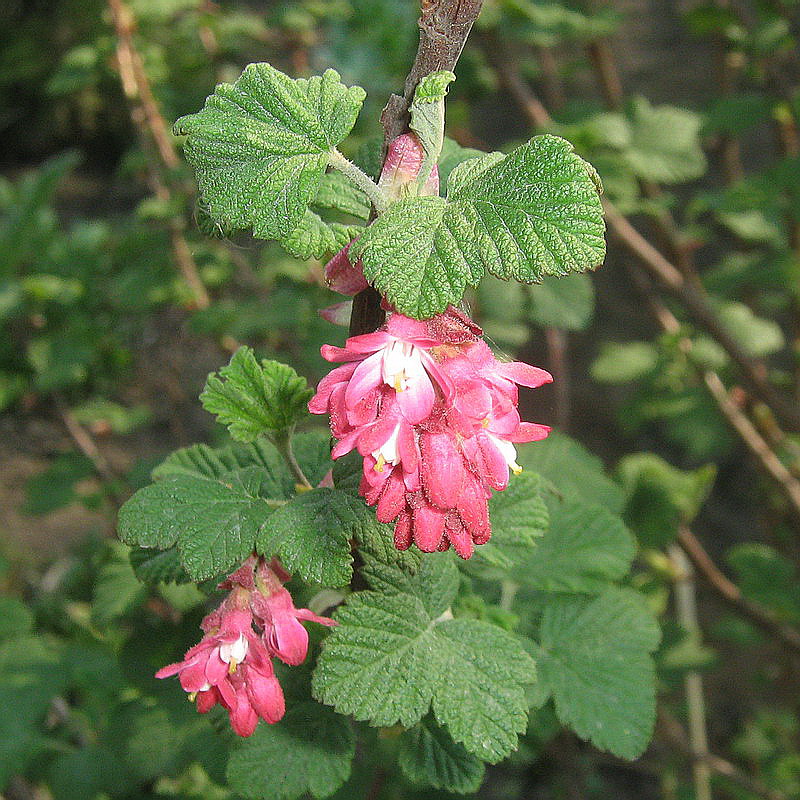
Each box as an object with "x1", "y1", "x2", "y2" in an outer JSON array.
[
  {"x1": 319, "y1": 300, "x2": 354, "y2": 326},
  {"x1": 496, "y1": 362, "x2": 553, "y2": 388},
  {"x1": 445, "y1": 516, "x2": 473, "y2": 559},
  {"x1": 477, "y1": 433, "x2": 511, "y2": 491},
  {"x1": 344, "y1": 351, "x2": 384, "y2": 411},
  {"x1": 325, "y1": 241, "x2": 369, "y2": 296},
  {"x1": 394, "y1": 511, "x2": 413, "y2": 550},
  {"x1": 269, "y1": 616, "x2": 310, "y2": 666},
  {"x1": 509, "y1": 422, "x2": 551, "y2": 443},
  {"x1": 376, "y1": 470, "x2": 407, "y2": 523},
  {"x1": 155, "y1": 661, "x2": 184, "y2": 680},
  {"x1": 412, "y1": 502, "x2": 446, "y2": 552},
  {"x1": 246, "y1": 667, "x2": 285, "y2": 724},
  {"x1": 421, "y1": 431, "x2": 464, "y2": 509},
  {"x1": 396, "y1": 373, "x2": 435, "y2": 424},
  {"x1": 343, "y1": 331, "x2": 392, "y2": 354}
]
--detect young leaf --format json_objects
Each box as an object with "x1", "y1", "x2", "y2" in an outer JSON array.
[
  {"x1": 226, "y1": 702, "x2": 355, "y2": 800},
  {"x1": 313, "y1": 171, "x2": 371, "y2": 219},
  {"x1": 398, "y1": 715, "x2": 485, "y2": 794},
  {"x1": 624, "y1": 96, "x2": 707, "y2": 184},
  {"x1": 409, "y1": 70, "x2": 456, "y2": 184},
  {"x1": 175, "y1": 65, "x2": 366, "y2": 240},
  {"x1": 533, "y1": 588, "x2": 660, "y2": 760},
  {"x1": 257, "y1": 488, "x2": 359, "y2": 586},
  {"x1": 201, "y1": 347, "x2": 313, "y2": 440},
  {"x1": 118, "y1": 466, "x2": 279, "y2": 580},
  {"x1": 352, "y1": 135, "x2": 605, "y2": 318}
]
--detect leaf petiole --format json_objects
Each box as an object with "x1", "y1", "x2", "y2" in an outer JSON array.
[{"x1": 328, "y1": 148, "x2": 388, "y2": 214}]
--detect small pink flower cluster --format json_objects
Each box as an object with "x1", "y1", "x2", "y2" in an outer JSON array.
[
  {"x1": 309, "y1": 308, "x2": 552, "y2": 558},
  {"x1": 155, "y1": 557, "x2": 334, "y2": 736}
]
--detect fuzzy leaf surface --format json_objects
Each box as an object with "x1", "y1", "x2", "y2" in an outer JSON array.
[
  {"x1": 200, "y1": 347, "x2": 312, "y2": 440},
  {"x1": 313, "y1": 554, "x2": 535, "y2": 761},
  {"x1": 175, "y1": 64, "x2": 365, "y2": 239},
  {"x1": 511, "y1": 499, "x2": 635, "y2": 592},
  {"x1": 117, "y1": 466, "x2": 278, "y2": 580},
  {"x1": 398, "y1": 715, "x2": 485, "y2": 794},
  {"x1": 257, "y1": 488, "x2": 362, "y2": 586},
  {"x1": 353, "y1": 135, "x2": 605, "y2": 318},
  {"x1": 533, "y1": 589, "x2": 660, "y2": 759}
]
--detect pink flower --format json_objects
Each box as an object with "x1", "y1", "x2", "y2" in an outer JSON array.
[
  {"x1": 313, "y1": 313, "x2": 453, "y2": 425},
  {"x1": 310, "y1": 308, "x2": 553, "y2": 559},
  {"x1": 155, "y1": 556, "x2": 334, "y2": 736},
  {"x1": 250, "y1": 560, "x2": 337, "y2": 667}
]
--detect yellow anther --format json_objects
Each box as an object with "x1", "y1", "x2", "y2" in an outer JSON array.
[
  {"x1": 228, "y1": 659, "x2": 239, "y2": 674},
  {"x1": 511, "y1": 464, "x2": 523, "y2": 476},
  {"x1": 481, "y1": 418, "x2": 490, "y2": 428},
  {"x1": 188, "y1": 692, "x2": 198, "y2": 703},
  {"x1": 394, "y1": 375, "x2": 404, "y2": 392},
  {"x1": 374, "y1": 454, "x2": 386, "y2": 473}
]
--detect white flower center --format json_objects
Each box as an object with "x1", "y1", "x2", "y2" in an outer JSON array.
[
  {"x1": 488, "y1": 434, "x2": 523, "y2": 475},
  {"x1": 219, "y1": 633, "x2": 248, "y2": 666},
  {"x1": 371, "y1": 423, "x2": 401, "y2": 472},
  {"x1": 381, "y1": 341, "x2": 425, "y2": 393}
]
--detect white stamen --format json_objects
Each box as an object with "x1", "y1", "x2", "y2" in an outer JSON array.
[
  {"x1": 371, "y1": 423, "x2": 401, "y2": 468},
  {"x1": 381, "y1": 341, "x2": 425, "y2": 393},
  {"x1": 219, "y1": 633, "x2": 248, "y2": 664}
]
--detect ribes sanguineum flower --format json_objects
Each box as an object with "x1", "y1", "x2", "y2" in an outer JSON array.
[
  {"x1": 310, "y1": 307, "x2": 552, "y2": 558},
  {"x1": 155, "y1": 556, "x2": 334, "y2": 736}
]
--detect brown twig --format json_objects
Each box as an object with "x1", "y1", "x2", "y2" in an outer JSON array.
[
  {"x1": 658, "y1": 708, "x2": 789, "y2": 800},
  {"x1": 107, "y1": 0, "x2": 210, "y2": 310},
  {"x1": 349, "y1": 0, "x2": 485, "y2": 338},
  {"x1": 56, "y1": 397, "x2": 126, "y2": 509},
  {"x1": 669, "y1": 545, "x2": 712, "y2": 800},
  {"x1": 545, "y1": 327, "x2": 571, "y2": 431},
  {"x1": 678, "y1": 525, "x2": 800, "y2": 654}
]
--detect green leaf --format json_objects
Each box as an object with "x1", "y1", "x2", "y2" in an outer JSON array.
[
  {"x1": 437, "y1": 138, "x2": 485, "y2": 194},
  {"x1": 153, "y1": 439, "x2": 293, "y2": 498},
  {"x1": 512, "y1": 498, "x2": 635, "y2": 592},
  {"x1": 479, "y1": 472, "x2": 549, "y2": 568},
  {"x1": 176, "y1": 64, "x2": 366, "y2": 240},
  {"x1": 717, "y1": 301, "x2": 785, "y2": 358},
  {"x1": 624, "y1": 97, "x2": 707, "y2": 184},
  {"x1": 518, "y1": 431, "x2": 624, "y2": 513},
  {"x1": 313, "y1": 555, "x2": 535, "y2": 762},
  {"x1": 617, "y1": 454, "x2": 716, "y2": 547},
  {"x1": 727, "y1": 544, "x2": 800, "y2": 622},
  {"x1": 533, "y1": 589, "x2": 660, "y2": 759},
  {"x1": 129, "y1": 546, "x2": 190, "y2": 585},
  {"x1": 201, "y1": 347, "x2": 313, "y2": 440},
  {"x1": 432, "y1": 619, "x2": 536, "y2": 762},
  {"x1": 398, "y1": 714, "x2": 486, "y2": 794},
  {"x1": 282, "y1": 209, "x2": 361, "y2": 260},
  {"x1": 0, "y1": 598, "x2": 33, "y2": 641},
  {"x1": 352, "y1": 135, "x2": 605, "y2": 318},
  {"x1": 92, "y1": 546, "x2": 147, "y2": 626},
  {"x1": 257, "y1": 488, "x2": 358, "y2": 586},
  {"x1": 227, "y1": 701, "x2": 355, "y2": 800},
  {"x1": 591, "y1": 341, "x2": 659, "y2": 384},
  {"x1": 118, "y1": 466, "x2": 279, "y2": 580},
  {"x1": 313, "y1": 171, "x2": 371, "y2": 219},
  {"x1": 527, "y1": 272, "x2": 595, "y2": 331}
]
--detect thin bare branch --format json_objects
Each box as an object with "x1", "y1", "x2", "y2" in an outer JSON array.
[{"x1": 107, "y1": 0, "x2": 210, "y2": 310}]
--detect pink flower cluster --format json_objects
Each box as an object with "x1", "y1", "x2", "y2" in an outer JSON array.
[
  {"x1": 155, "y1": 557, "x2": 334, "y2": 736},
  {"x1": 309, "y1": 309, "x2": 552, "y2": 558}
]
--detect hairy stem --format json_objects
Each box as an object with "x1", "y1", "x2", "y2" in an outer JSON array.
[
  {"x1": 328, "y1": 149, "x2": 388, "y2": 214},
  {"x1": 273, "y1": 430, "x2": 312, "y2": 490}
]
